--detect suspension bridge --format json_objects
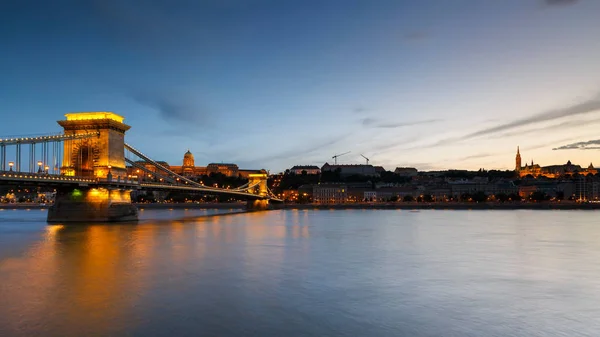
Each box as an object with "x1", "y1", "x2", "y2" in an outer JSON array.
[{"x1": 0, "y1": 112, "x2": 281, "y2": 222}]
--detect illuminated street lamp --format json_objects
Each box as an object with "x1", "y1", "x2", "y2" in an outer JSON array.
[
  {"x1": 37, "y1": 161, "x2": 43, "y2": 173},
  {"x1": 44, "y1": 165, "x2": 49, "y2": 174},
  {"x1": 8, "y1": 161, "x2": 14, "y2": 171}
]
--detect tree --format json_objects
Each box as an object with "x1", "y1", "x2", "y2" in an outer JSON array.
[
  {"x1": 403, "y1": 195, "x2": 414, "y2": 202},
  {"x1": 320, "y1": 168, "x2": 342, "y2": 183},
  {"x1": 507, "y1": 193, "x2": 521, "y2": 201},
  {"x1": 460, "y1": 193, "x2": 472, "y2": 202},
  {"x1": 555, "y1": 191, "x2": 565, "y2": 200},
  {"x1": 472, "y1": 191, "x2": 487, "y2": 203},
  {"x1": 423, "y1": 194, "x2": 434, "y2": 202},
  {"x1": 389, "y1": 195, "x2": 399, "y2": 202},
  {"x1": 495, "y1": 193, "x2": 509, "y2": 202},
  {"x1": 529, "y1": 191, "x2": 549, "y2": 202}
]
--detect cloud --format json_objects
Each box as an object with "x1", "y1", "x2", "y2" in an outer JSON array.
[
  {"x1": 460, "y1": 153, "x2": 494, "y2": 161},
  {"x1": 252, "y1": 133, "x2": 353, "y2": 164},
  {"x1": 132, "y1": 91, "x2": 212, "y2": 126},
  {"x1": 460, "y1": 93, "x2": 600, "y2": 140},
  {"x1": 361, "y1": 118, "x2": 441, "y2": 129},
  {"x1": 490, "y1": 118, "x2": 600, "y2": 139},
  {"x1": 361, "y1": 117, "x2": 377, "y2": 126},
  {"x1": 553, "y1": 139, "x2": 600, "y2": 150},
  {"x1": 352, "y1": 107, "x2": 369, "y2": 115},
  {"x1": 377, "y1": 119, "x2": 441, "y2": 129},
  {"x1": 369, "y1": 135, "x2": 424, "y2": 156},
  {"x1": 544, "y1": 0, "x2": 579, "y2": 6}
]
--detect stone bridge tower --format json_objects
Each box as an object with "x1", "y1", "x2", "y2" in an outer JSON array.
[
  {"x1": 58, "y1": 112, "x2": 130, "y2": 179},
  {"x1": 48, "y1": 112, "x2": 138, "y2": 222},
  {"x1": 248, "y1": 172, "x2": 268, "y2": 197},
  {"x1": 247, "y1": 172, "x2": 270, "y2": 210}
]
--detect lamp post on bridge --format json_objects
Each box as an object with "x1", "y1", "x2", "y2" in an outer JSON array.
[
  {"x1": 8, "y1": 162, "x2": 14, "y2": 172},
  {"x1": 37, "y1": 161, "x2": 43, "y2": 174},
  {"x1": 45, "y1": 165, "x2": 49, "y2": 175}
]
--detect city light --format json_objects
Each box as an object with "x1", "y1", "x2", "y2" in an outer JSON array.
[{"x1": 65, "y1": 112, "x2": 125, "y2": 123}]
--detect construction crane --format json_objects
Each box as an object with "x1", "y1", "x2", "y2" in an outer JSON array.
[
  {"x1": 332, "y1": 151, "x2": 350, "y2": 165},
  {"x1": 360, "y1": 154, "x2": 369, "y2": 165}
]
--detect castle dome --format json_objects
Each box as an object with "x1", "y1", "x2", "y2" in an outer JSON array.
[{"x1": 183, "y1": 149, "x2": 195, "y2": 167}]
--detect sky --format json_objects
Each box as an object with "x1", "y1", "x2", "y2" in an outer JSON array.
[{"x1": 1, "y1": 0, "x2": 600, "y2": 172}]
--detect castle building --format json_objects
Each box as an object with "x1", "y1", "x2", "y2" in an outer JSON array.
[
  {"x1": 170, "y1": 150, "x2": 207, "y2": 176},
  {"x1": 515, "y1": 146, "x2": 597, "y2": 178},
  {"x1": 206, "y1": 163, "x2": 239, "y2": 177},
  {"x1": 127, "y1": 149, "x2": 264, "y2": 179}
]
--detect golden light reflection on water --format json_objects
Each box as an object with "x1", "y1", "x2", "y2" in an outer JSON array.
[{"x1": 0, "y1": 210, "x2": 312, "y2": 336}]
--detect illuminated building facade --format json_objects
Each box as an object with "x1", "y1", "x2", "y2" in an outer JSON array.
[
  {"x1": 206, "y1": 163, "x2": 239, "y2": 177},
  {"x1": 289, "y1": 165, "x2": 321, "y2": 175},
  {"x1": 170, "y1": 150, "x2": 207, "y2": 176},
  {"x1": 515, "y1": 147, "x2": 597, "y2": 178},
  {"x1": 313, "y1": 184, "x2": 348, "y2": 204},
  {"x1": 127, "y1": 150, "x2": 264, "y2": 179}
]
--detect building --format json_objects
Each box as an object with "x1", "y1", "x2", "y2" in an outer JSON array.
[
  {"x1": 170, "y1": 150, "x2": 208, "y2": 176},
  {"x1": 289, "y1": 165, "x2": 321, "y2": 175},
  {"x1": 394, "y1": 167, "x2": 418, "y2": 177},
  {"x1": 449, "y1": 179, "x2": 518, "y2": 197},
  {"x1": 269, "y1": 173, "x2": 284, "y2": 190},
  {"x1": 127, "y1": 150, "x2": 253, "y2": 179},
  {"x1": 321, "y1": 163, "x2": 378, "y2": 177},
  {"x1": 282, "y1": 189, "x2": 299, "y2": 202},
  {"x1": 575, "y1": 175, "x2": 600, "y2": 201},
  {"x1": 515, "y1": 147, "x2": 597, "y2": 178},
  {"x1": 207, "y1": 163, "x2": 239, "y2": 177},
  {"x1": 374, "y1": 166, "x2": 386, "y2": 175},
  {"x1": 313, "y1": 184, "x2": 348, "y2": 204},
  {"x1": 363, "y1": 191, "x2": 377, "y2": 201}
]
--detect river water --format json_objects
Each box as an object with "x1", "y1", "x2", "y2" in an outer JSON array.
[{"x1": 1, "y1": 209, "x2": 600, "y2": 337}]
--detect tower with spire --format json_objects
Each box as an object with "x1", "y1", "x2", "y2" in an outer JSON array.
[{"x1": 515, "y1": 146, "x2": 521, "y2": 173}]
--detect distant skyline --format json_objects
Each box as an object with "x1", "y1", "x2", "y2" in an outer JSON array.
[{"x1": 1, "y1": 0, "x2": 600, "y2": 172}]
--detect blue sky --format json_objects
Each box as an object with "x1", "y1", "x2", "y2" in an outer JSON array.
[{"x1": 1, "y1": 0, "x2": 600, "y2": 172}]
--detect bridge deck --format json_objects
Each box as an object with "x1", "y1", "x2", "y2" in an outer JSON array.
[{"x1": 0, "y1": 171, "x2": 281, "y2": 202}]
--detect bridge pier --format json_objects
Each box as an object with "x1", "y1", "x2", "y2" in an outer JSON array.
[
  {"x1": 247, "y1": 199, "x2": 270, "y2": 211},
  {"x1": 48, "y1": 187, "x2": 138, "y2": 222}
]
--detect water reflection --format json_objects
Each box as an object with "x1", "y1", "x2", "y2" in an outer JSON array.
[{"x1": 2, "y1": 210, "x2": 600, "y2": 336}]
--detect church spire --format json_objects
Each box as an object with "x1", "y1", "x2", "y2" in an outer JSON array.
[{"x1": 515, "y1": 146, "x2": 522, "y2": 172}]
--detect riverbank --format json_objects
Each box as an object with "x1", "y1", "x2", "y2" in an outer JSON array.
[
  {"x1": 273, "y1": 202, "x2": 600, "y2": 210},
  {"x1": 2, "y1": 201, "x2": 600, "y2": 210},
  {"x1": 0, "y1": 203, "x2": 248, "y2": 210}
]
